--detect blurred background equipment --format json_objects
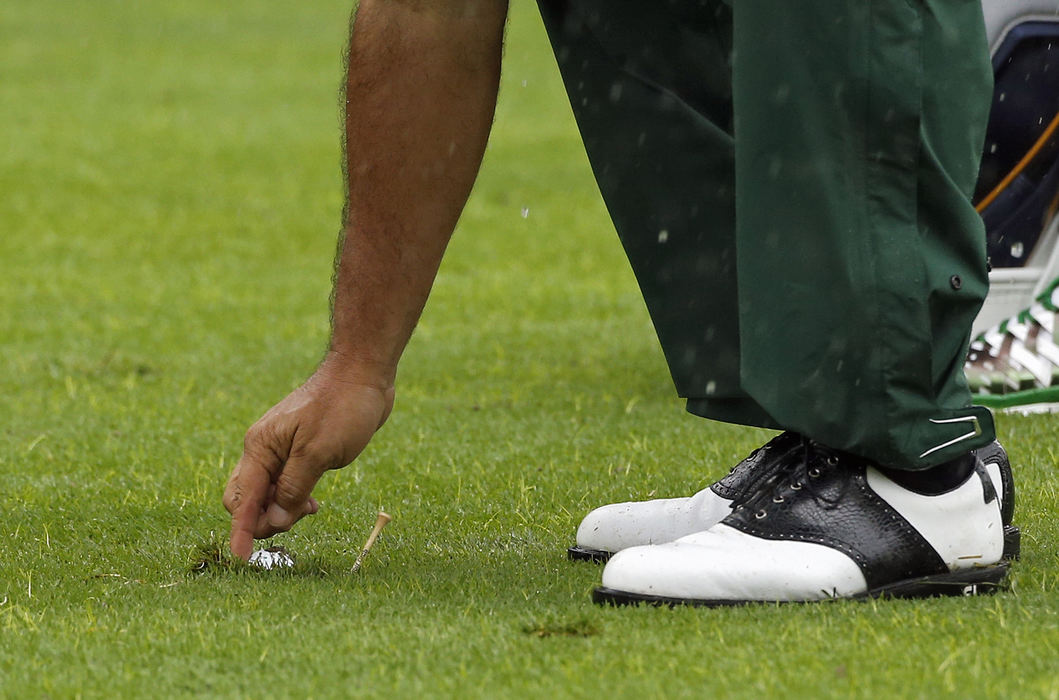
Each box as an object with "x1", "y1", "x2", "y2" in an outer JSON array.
[{"x1": 975, "y1": 1, "x2": 1059, "y2": 335}]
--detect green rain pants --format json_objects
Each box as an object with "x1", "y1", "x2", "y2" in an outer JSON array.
[{"x1": 537, "y1": 0, "x2": 996, "y2": 470}]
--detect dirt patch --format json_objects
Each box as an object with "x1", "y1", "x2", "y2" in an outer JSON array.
[
  {"x1": 188, "y1": 541, "x2": 235, "y2": 573},
  {"x1": 522, "y1": 618, "x2": 601, "y2": 638}
]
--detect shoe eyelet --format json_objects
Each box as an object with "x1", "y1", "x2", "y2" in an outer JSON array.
[
  {"x1": 772, "y1": 496, "x2": 784, "y2": 503},
  {"x1": 825, "y1": 455, "x2": 839, "y2": 466},
  {"x1": 791, "y1": 482, "x2": 803, "y2": 490},
  {"x1": 808, "y1": 467, "x2": 822, "y2": 478},
  {"x1": 755, "y1": 510, "x2": 767, "y2": 519}
]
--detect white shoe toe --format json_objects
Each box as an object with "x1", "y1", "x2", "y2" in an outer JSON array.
[
  {"x1": 600, "y1": 524, "x2": 867, "y2": 603},
  {"x1": 575, "y1": 487, "x2": 733, "y2": 553}
]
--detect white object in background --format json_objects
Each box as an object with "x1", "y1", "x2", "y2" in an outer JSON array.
[
  {"x1": 976, "y1": 215, "x2": 1059, "y2": 336},
  {"x1": 982, "y1": 0, "x2": 1059, "y2": 52}
]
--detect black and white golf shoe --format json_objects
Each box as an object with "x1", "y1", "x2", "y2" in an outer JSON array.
[
  {"x1": 593, "y1": 442, "x2": 1011, "y2": 607},
  {"x1": 568, "y1": 432, "x2": 802, "y2": 562},
  {"x1": 570, "y1": 435, "x2": 1019, "y2": 563}
]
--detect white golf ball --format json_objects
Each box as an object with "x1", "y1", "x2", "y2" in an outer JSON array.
[{"x1": 248, "y1": 547, "x2": 295, "y2": 570}]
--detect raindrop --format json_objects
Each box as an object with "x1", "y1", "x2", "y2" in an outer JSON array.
[
  {"x1": 1012, "y1": 241, "x2": 1024, "y2": 258},
  {"x1": 657, "y1": 229, "x2": 669, "y2": 243},
  {"x1": 521, "y1": 79, "x2": 528, "y2": 87},
  {"x1": 705, "y1": 380, "x2": 717, "y2": 395},
  {"x1": 998, "y1": 92, "x2": 1007, "y2": 102},
  {"x1": 521, "y1": 207, "x2": 530, "y2": 219},
  {"x1": 990, "y1": 142, "x2": 998, "y2": 154},
  {"x1": 609, "y1": 82, "x2": 623, "y2": 102}
]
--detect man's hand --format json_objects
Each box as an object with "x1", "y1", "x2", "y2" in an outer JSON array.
[{"x1": 224, "y1": 356, "x2": 395, "y2": 560}]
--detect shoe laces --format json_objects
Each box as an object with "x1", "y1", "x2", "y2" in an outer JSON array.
[
  {"x1": 732, "y1": 436, "x2": 848, "y2": 520},
  {"x1": 718, "y1": 431, "x2": 799, "y2": 493}
]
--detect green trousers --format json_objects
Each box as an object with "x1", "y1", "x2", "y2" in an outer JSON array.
[{"x1": 537, "y1": 0, "x2": 996, "y2": 469}]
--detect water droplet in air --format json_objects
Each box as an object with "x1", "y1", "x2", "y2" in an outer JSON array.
[
  {"x1": 521, "y1": 207, "x2": 529, "y2": 219},
  {"x1": 658, "y1": 229, "x2": 669, "y2": 243}
]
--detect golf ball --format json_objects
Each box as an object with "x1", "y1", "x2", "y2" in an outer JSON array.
[{"x1": 248, "y1": 547, "x2": 295, "y2": 570}]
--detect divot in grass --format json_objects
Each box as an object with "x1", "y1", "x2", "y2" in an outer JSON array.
[
  {"x1": 188, "y1": 541, "x2": 235, "y2": 574},
  {"x1": 522, "y1": 616, "x2": 601, "y2": 638}
]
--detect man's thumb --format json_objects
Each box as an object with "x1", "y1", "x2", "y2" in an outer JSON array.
[{"x1": 267, "y1": 458, "x2": 323, "y2": 530}]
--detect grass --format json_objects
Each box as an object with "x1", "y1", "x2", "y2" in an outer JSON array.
[{"x1": 2, "y1": 1, "x2": 1058, "y2": 697}]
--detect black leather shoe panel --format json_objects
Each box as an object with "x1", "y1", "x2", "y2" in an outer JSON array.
[
  {"x1": 710, "y1": 431, "x2": 802, "y2": 501},
  {"x1": 722, "y1": 445, "x2": 950, "y2": 590}
]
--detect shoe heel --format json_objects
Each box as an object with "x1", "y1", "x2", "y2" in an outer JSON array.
[
  {"x1": 568, "y1": 545, "x2": 612, "y2": 563},
  {"x1": 866, "y1": 563, "x2": 1010, "y2": 600},
  {"x1": 1003, "y1": 524, "x2": 1021, "y2": 561}
]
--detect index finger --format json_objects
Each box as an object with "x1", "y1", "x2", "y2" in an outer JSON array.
[{"x1": 228, "y1": 454, "x2": 275, "y2": 560}]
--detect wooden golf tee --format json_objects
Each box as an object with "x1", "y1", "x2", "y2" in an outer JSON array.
[{"x1": 352, "y1": 511, "x2": 392, "y2": 573}]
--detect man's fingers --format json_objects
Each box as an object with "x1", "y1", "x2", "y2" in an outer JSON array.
[
  {"x1": 225, "y1": 380, "x2": 375, "y2": 554},
  {"x1": 253, "y1": 495, "x2": 321, "y2": 539},
  {"x1": 263, "y1": 454, "x2": 326, "y2": 531},
  {"x1": 228, "y1": 453, "x2": 278, "y2": 560}
]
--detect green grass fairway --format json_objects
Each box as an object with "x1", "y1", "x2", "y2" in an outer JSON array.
[{"x1": 3, "y1": 2, "x2": 1058, "y2": 697}]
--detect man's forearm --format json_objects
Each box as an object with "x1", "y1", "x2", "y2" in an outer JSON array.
[{"x1": 329, "y1": 0, "x2": 508, "y2": 382}]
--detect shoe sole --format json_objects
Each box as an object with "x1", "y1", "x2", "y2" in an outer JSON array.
[
  {"x1": 567, "y1": 545, "x2": 612, "y2": 563},
  {"x1": 570, "y1": 524, "x2": 1021, "y2": 564},
  {"x1": 592, "y1": 563, "x2": 1010, "y2": 608}
]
